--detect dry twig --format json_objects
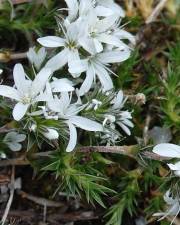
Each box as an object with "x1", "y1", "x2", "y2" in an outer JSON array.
[
  {"x1": 146, "y1": 0, "x2": 168, "y2": 24},
  {"x1": 1, "y1": 166, "x2": 15, "y2": 225},
  {"x1": 0, "y1": 157, "x2": 29, "y2": 167},
  {"x1": 17, "y1": 190, "x2": 63, "y2": 208},
  {"x1": 0, "y1": 145, "x2": 170, "y2": 168}
]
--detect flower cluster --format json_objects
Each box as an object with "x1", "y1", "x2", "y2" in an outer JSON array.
[
  {"x1": 37, "y1": 0, "x2": 135, "y2": 96},
  {"x1": 0, "y1": 0, "x2": 134, "y2": 152}
]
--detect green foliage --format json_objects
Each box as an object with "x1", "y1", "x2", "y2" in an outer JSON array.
[
  {"x1": 0, "y1": 0, "x2": 56, "y2": 40},
  {"x1": 0, "y1": 1, "x2": 179, "y2": 224},
  {"x1": 105, "y1": 170, "x2": 141, "y2": 225},
  {"x1": 115, "y1": 50, "x2": 139, "y2": 89},
  {"x1": 42, "y1": 151, "x2": 115, "y2": 208},
  {"x1": 161, "y1": 43, "x2": 180, "y2": 128}
]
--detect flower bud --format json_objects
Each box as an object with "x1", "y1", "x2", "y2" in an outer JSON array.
[{"x1": 43, "y1": 128, "x2": 59, "y2": 140}]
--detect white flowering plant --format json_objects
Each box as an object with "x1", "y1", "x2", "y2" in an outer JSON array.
[{"x1": 0, "y1": 0, "x2": 180, "y2": 225}]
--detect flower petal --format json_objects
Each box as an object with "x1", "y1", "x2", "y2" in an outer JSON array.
[
  {"x1": 98, "y1": 49, "x2": 131, "y2": 64},
  {"x1": 153, "y1": 143, "x2": 180, "y2": 158},
  {"x1": 7, "y1": 142, "x2": 22, "y2": 152},
  {"x1": 69, "y1": 116, "x2": 103, "y2": 131},
  {"x1": 93, "y1": 38, "x2": 103, "y2": 53},
  {"x1": 68, "y1": 59, "x2": 88, "y2": 75},
  {"x1": 94, "y1": 64, "x2": 113, "y2": 91},
  {"x1": 117, "y1": 122, "x2": 131, "y2": 136},
  {"x1": 98, "y1": 33, "x2": 126, "y2": 49},
  {"x1": 13, "y1": 103, "x2": 29, "y2": 121},
  {"x1": 37, "y1": 36, "x2": 65, "y2": 48},
  {"x1": 31, "y1": 68, "x2": 52, "y2": 97},
  {"x1": 167, "y1": 162, "x2": 180, "y2": 171},
  {"x1": 65, "y1": 0, "x2": 79, "y2": 22},
  {"x1": 115, "y1": 30, "x2": 136, "y2": 45},
  {"x1": 113, "y1": 90, "x2": 124, "y2": 109},
  {"x1": 79, "y1": 66, "x2": 94, "y2": 96},
  {"x1": 43, "y1": 128, "x2": 59, "y2": 140},
  {"x1": 78, "y1": 37, "x2": 96, "y2": 55},
  {"x1": 66, "y1": 122, "x2": 77, "y2": 152},
  {"x1": 45, "y1": 49, "x2": 68, "y2": 72},
  {"x1": 0, "y1": 85, "x2": 20, "y2": 101},
  {"x1": 51, "y1": 78, "x2": 74, "y2": 92},
  {"x1": 13, "y1": 64, "x2": 30, "y2": 93},
  {"x1": 16, "y1": 134, "x2": 26, "y2": 142}
]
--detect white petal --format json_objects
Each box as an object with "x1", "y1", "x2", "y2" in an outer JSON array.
[
  {"x1": 94, "y1": 64, "x2": 113, "y2": 91},
  {"x1": 31, "y1": 68, "x2": 52, "y2": 97},
  {"x1": 117, "y1": 122, "x2": 131, "y2": 136},
  {"x1": 79, "y1": 0, "x2": 93, "y2": 16},
  {"x1": 93, "y1": 38, "x2": 103, "y2": 53},
  {"x1": 68, "y1": 59, "x2": 88, "y2": 74},
  {"x1": 13, "y1": 64, "x2": 28, "y2": 93},
  {"x1": 37, "y1": 36, "x2": 65, "y2": 48},
  {"x1": 51, "y1": 78, "x2": 74, "y2": 92},
  {"x1": 113, "y1": 90, "x2": 124, "y2": 109},
  {"x1": 96, "y1": 16, "x2": 118, "y2": 33},
  {"x1": 122, "y1": 119, "x2": 134, "y2": 128},
  {"x1": 65, "y1": 0, "x2": 79, "y2": 21},
  {"x1": 16, "y1": 134, "x2": 26, "y2": 142},
  {"x1": 70, "y1": 116, "x2": 103, "y2": 131},
  {"x1": 98, "y1": 49, "x2": 131, "y2": 64},
  {"x1": 13, "y1": 103, "x2": 29, "y2": 121},
  {"x1": 0, "y1": 85, "x2": 20, "y2": 101},
  {"x1": 95, "y1": 5, "x2": 114, "y2": 17},
  {"x1": 79, "y1": 66, "x2": 94, "y2": 96},
  {"x1": 43, "y1": 128, "x2": 59, "y2": 140},
  {"x1": 66, "y1": 122, "x2": 77, "y2": 152},
  {"x1": 68, "y1": 50, "x2": 82, "y2": 77},
  {"x1": 115, "y1": 30, "x2": 136, "y2": 45},
  {"x1": 153, "y1": 143, "x2": 180, "y2": 158},
  {"x1": 45, "y1": 49, "x2": 68, "y2": 72},
  {"x1": 98, "y1": 33, "x2": 125, "y2": 49},
  {"x1": 167, "y1": 162, "x2": 180, "y2": 171},
  {"x1": 7, "y1": 142, "x2": 22, "y2": 151},
  {"x1": 78, "y1": 37, "x2": 96, "y2": 55}
]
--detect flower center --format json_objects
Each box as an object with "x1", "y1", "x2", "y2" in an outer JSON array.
[
  {"x1": 66, "y1": 40, "x2": 77, "y2": 49},
  {"x1": 21, "y1": 94, "x2": 31, "y2": 104}
]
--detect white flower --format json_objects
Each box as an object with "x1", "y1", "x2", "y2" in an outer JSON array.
[
  {"x1": 69, "y1": 49, "x2": 131, "y2": 96},
  {"x1": 112, "y1": 91, "x2": 134, "y2": 136},
  {"x1": 154, "y1": 190, "x2": 180, "y2": 225},
  {"x1": 3, "y1": 132, "x2": 26, "y2": 151},
  {"x1": 0, "y1": 64, "x2": 52, "y2": 121},
  {"x1": 0, "y1": 69, "x2": 3, "y2": 75},
  {"x1": 64, "y1": 0, "x2": 124, "y2": 23},
  {"x1": 153, "y1": 143, "x2": 180, "y2": 158},
  {"x1": 37, "y1": 20, "x2": 85, "y2": 74},
  {"x1": 101, "y1": 91, "x2": 133, "y2": 138},
  {"x1": 42, "y1": 128, "x2": 59, "y2": 140},
  {"x1": 78, "y1": 10, "x2": 127, "y2": 53},
  {"x1": 167, "y1": 161, "x2": 180, "y2": 176},
  {"x1": 47, "y1": 92, "x2": 103, "y2": 152},
  {"x1": 27, "y1": 47, "x2": 47, "y2": 70}
]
